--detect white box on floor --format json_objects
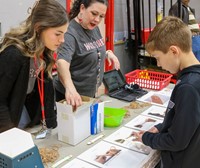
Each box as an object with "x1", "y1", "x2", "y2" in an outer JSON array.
[{"x1": 56, "y1": 100, "x2": 92, "y2": 146}]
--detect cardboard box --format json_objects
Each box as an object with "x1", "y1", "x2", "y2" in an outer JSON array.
[{"x1": 57, "y1": 100, "x2": 92, "y2": 146}]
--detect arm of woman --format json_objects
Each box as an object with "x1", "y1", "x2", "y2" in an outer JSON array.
[
  {"x1": 56, "y1": 59, "x2": 82, "y2": 111},
  {"x1": 106, "y1": 50, "x2": 120, "y2": 70}
]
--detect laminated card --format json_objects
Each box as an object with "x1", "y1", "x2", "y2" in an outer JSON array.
[
  {"x1": 137, "y1": 91, "x2": 170, "y2": 108},
  {"x1": 77, "y1": 141, "x2": 147, "y2": 168},
  {"x1": 125, "y1": 114, "x2": 163, "y2": 131},
  {"x1": 141, "y1": 105, "x2": 166, "y2": 120},
  {"x1": 104, "y1": 127, "x2": 152, "y2": 155}
]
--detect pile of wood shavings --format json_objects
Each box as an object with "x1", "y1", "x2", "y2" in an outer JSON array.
[
  {"x1": 123, "y1": 102, "x2": 151, "y2": 118},
  {"x1": 126, "y1": 101, "x2": 151, "y2": 109},
  {"x1": 39, "y1": 145, "x2": 60, "y2": 164},
  {"x1": 123, "y1": 109, "x2": 131, "y2": 118}
]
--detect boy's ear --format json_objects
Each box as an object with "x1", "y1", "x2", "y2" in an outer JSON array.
[{"x1": 169, "y1": 45, "x2": 179, "y2": 55}]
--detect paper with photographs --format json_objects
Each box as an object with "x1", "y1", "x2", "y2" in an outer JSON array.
[
  {"x1": 61, "y1": 158, "x2": 98, "y2": 168},
  {"x1": 137, "y1": 91, "x2": 170, "y2": 107},
  {"x1": 77, "y1": 141, "x2": 147, "y2": 168},
  {"x1": 125, "y1": 114, "x2": 163, "y2": 131},
  {"x1": 104, "y1": 127, "x2": 152, "y2": 155},
  {"x1": 141, "y1": 105, "x2": 166, "y2": 120},
  {"x1": 158, "y1": 87, "x2": 173, "y2": 96}
]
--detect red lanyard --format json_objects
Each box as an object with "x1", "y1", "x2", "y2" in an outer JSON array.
[{"x1": 34, "y1": 56, "x2": 45, "y2": 123}]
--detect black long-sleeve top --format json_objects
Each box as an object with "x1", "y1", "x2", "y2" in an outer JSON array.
[
  {"x1": 0, "y1": 45, "x2": 57, "y2": 133},
  {"x1": 142, "y1": 65, "x2": 200, "y2": 168}
]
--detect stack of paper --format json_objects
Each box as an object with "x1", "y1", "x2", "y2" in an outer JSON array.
[{"x1": 77, "y1": 141, "x2": 147, "y2": 168}]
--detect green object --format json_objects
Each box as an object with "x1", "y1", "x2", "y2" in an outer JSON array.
[{"x1": 104, "y1": 107, "x2": 127, "y2": 127}]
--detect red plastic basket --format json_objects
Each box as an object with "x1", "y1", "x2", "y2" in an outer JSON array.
[{"x1": 125, "y1": 70, "x2": 173, "y2": 90}]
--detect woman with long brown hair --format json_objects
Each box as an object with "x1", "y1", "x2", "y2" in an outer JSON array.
[{"x1": 0, "y1": 0, "x2": 69, "y2": 133}]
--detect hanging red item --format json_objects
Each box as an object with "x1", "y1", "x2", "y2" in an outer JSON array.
[
  {"x1": 66, "y1": 0, "x2": 71, "y2": 14},
  {"x1": 105, "y1": 0, "x2": 114, "y2": 71}
]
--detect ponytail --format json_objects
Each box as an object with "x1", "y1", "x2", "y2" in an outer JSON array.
[{"x1": 69, "y1": 0, "x2": 82, "y2": 20}]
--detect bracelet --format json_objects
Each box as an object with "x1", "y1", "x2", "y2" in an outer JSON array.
[{"x1": 106, "y1": 50, "x2": 113, "y2": 57}]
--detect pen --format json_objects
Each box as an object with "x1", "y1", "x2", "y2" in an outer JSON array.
[
  {"x1": 87, "y1": 134, "x2": 104, "y2": 145},
  {"x1": 52, "y1": 154, "x2": 73, "y2": 168}
]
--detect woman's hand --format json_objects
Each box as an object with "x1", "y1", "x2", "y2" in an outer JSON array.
[
  {"x1": 106, "y1": 50, "x2": 120, "y2": 70},
  {"x1": 57, "y1": 59, "x2": 83, "y2": 111},
  {"x1": 65, "y1": 88, "x2": 82, "y2": 111}
]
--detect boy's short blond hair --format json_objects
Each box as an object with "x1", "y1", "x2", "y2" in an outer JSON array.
[{"x1": 146, "y1": 16, "x2": 192, "y2": 54}]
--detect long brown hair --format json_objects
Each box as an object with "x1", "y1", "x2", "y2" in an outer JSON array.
[{"x1": 0, "y1": 0, "x2": 69, "y2": 78}]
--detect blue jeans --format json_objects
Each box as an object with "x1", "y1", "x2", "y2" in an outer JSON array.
[
  {"x1": 192, "y1": 35, "x2": 200, "y2": 61},
  {"x1": 18, "y1": 106, "x2": 31, "y2": 129}
]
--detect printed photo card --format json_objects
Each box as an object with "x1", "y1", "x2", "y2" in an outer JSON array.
[
  {"x1": 77, "y1": 141, "x2": 147, "y2": 168},
  {"x1": 125, "y1": 114, "x2": 163, "y2": 131},
  {"x1": 137, "y1": 91, "x2": 170, "y2": 108},
  {"x1": 104, "y1": 127, "x2": 153, "y2": 155},
  {"x1": 141, "y1": 105, "x2": 167, "y2": 120}
]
